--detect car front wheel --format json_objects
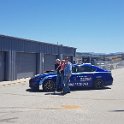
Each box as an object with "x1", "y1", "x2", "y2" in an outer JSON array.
[{"x1": 43, "y1": 80, "x2": 55, "y2": 92}]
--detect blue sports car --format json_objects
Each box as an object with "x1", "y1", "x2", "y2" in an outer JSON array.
[{"x1": 29, "y1": 63, "x2": 113, "y2": 91}]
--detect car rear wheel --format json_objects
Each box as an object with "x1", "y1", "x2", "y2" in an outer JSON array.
[
  {"x1": 94, "y1": 79, "x2": 104, "y2": 89},
  {"x1": 43, "y1": 80, "x2": 55, "y2": 92}
]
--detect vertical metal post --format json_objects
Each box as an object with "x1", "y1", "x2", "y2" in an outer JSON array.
[
  {"x1": 36, "y1": 53, "x2": 44, "y2": 74},
  {"x1": 5, "y1": 50, "x2": 16, "y2": 81}
]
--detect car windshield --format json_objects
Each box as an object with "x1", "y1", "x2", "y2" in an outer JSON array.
[{"x1": 44, "y1": 70, "x2": 56, "y2": 74}]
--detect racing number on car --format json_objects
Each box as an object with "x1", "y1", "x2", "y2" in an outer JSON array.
[
  {"x1": 82, "y1": 82, "x2": 89, "y2": 86},
  {"x1": 80, "y1": 76, "x2": 92, "y2": 86}
]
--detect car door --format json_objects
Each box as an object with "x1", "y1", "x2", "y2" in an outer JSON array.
[
  {"x1": 71, "y1": 65, "x2": 95, "y2": 87},
  {"x1": 69, "y1": 65, "x2": 80, "y2": 87},
  {"x1": 69, "y1": 73, "x2": 81, "y2": 87}
]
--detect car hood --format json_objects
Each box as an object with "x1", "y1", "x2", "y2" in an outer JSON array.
[{"x1": 34, "y1": 73, "x2": 56, "y2": 79}]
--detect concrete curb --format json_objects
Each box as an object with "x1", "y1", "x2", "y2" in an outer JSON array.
[{"x1": 0, "y1": 78, "x2": 30, "y2": 87}]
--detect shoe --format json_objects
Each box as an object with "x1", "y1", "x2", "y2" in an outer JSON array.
[
  {"x1": 67, "y1": 91, "x2": 70, "y2": 93},
  {"x1": 61, "y1": 90, "x2": 69, "y2": 95}
]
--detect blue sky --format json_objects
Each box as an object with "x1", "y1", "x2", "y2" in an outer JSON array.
[{"x1": 0, "y1": 0, "x2": 124, "y2": 53}]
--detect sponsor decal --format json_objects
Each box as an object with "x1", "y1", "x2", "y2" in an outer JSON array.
[{"x1": 80, "y1": 77, "x2": 92, "y2": 82}]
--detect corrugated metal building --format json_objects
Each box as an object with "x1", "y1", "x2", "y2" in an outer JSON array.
[{"x1": 0, "y1": 34, "x2": 76, "y2": 81}]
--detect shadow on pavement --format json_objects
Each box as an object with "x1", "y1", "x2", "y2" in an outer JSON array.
[
  {"x1": 26, "y1": 86, "x2": 111, "y2": 95},
  {"x1": 26, "y1": 89, "x2": 66, "y2": 96},
  {"x1": 110, "y1": 110, "x2": 124, "y2": 112},
  {"x1": 26, "y1": 89, "x2": 44, "y2": 92},
  {"x1": 44, "y1": 92, "x2": 66, "y2": 96},
  {"x1": 70, "y1": 86, "x2": 111, "y2": 92}
]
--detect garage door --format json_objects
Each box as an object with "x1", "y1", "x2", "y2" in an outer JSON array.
[
  {"x1": 0, "y1": 52, "x2": 5, "y2": 81},
  {"x1": 16, "y1": 52, "x2": 36, "y2": 79},
  {"x1": 44, "y1": 54, "x2": 56, "y2": 72}
]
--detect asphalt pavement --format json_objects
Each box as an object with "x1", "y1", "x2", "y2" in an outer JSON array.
[{"x1": 0, "y1": 68, "x2": 124, "y2": 124}]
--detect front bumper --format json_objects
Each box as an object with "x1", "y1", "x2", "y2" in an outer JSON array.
[{"x1": 29, "y1": 78, "x2": 39, "y2": 88}]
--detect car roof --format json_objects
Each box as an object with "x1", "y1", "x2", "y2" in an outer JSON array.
[
  {"x1": 73, "y1": 63, "x2": 92, "y2": 67},
  {"x1": 73, "y1": 63, "x2": 107, "y2": 72}
]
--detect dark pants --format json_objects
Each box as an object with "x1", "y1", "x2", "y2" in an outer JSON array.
[
  {"x1": 55, "y1": 73, "x2": 61, "y2": 91},
  {"x1": 60, "y1": 72, "x2": 64, "y2": 89},
  {"x1": 62, "y1": 76, "x2": 70, "y2": 94}
]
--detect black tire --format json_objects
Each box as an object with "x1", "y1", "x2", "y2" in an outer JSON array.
[
  {"x1": 43, "y1": 80, "x2": 55, "y2": 92},
  {"x1": 94, "y1": 79, "x2": 104, "y2": 89},
  {"x1": 31, "y1": 84, "x2": 39, "y2": 91}
]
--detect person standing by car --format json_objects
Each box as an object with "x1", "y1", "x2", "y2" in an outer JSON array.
[
  {"x1": 59, "y1": 59, "x2": 65, "y2": 89},
  {"x1": 62, "y1": 57, "x2": 72, "y2": 94},
  {"x1": 54, "y1": 59, "x2": 61, "y2": 93}
]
